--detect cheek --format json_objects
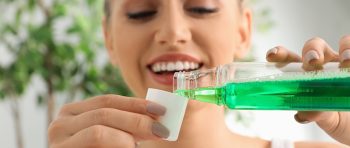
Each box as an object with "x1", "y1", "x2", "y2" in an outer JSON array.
[
  {"x1": 193, "y1": 19, "x2": 240, "y2": 66},
  {"x1": 110, "y1": 27, "x2": 151, "y2": 96},
  {"x1": 112, "y1": 44, "x2": 143, "y2": 95}
]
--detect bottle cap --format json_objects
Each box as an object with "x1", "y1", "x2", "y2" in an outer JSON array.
[{"x1": 146, "y1": 88, "x2": 188, "y2": 141}]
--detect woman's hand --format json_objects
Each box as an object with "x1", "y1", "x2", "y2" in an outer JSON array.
[
  {"x1": 48, "y1": 95, "x2": 168, "y2": 148},
  {"x1": 266, "y1": 35, "x2": 350, "y2": 145}
]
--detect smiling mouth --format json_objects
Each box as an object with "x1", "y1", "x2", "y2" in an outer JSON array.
[{"x1": 147, "y1": 61, "x2": 204, "y2": 75}]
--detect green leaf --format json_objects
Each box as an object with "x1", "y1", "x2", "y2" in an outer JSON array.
[
  {"x1": 53, "y1": 4, "x2": 67, "y2": 17},
  {"x1": 67, "y1": 24, "x2": 81, "y2": 34},
  {"x1": 4, "y1": 24, "x2": 17, "y2": 34},
  {"x1": 15, "y1": 8, "x2": 23, "y2": 27},
  {"x1": 27, "y1": 0, "x2": 36, "y2": 10},
  {"x1": 30, "y1": 24, "x2": 52, "y2": 43},
  {"x1": 87, "y1": 67, "x2": 98, "y2": 79},
  {"x1": 38, "y1": 67, "x2": 49, "y2": 80},
  {"x1": 37, "y1": 95, "x2": 44, "y2": 104},
  {"x1": 70, "y1": 64, "x2": 79, "y2": 76},
  {"x1": 0, "y1": 68, "x2": 4, "y2": 78},
  {"x1": 0, "y1": 92, "x2": 4, "y2": 100},
  {"x1": 14, "y1": 82, "x2": 25, "y2": 94},
  {"x1": 87, "y1": 0, "x2": 95, "y2": 5},
  {"x1": 56, "y1": 78, "x2": 69, "y2": 91},
  {"x1": 75, "y1": 15, "x2": 89, "y2": 33}
]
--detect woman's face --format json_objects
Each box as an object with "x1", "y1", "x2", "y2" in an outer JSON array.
[{"x1": 103, "y1": 0, "x2": 252, "y2": 97}]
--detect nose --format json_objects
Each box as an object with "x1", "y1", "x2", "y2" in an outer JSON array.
[{"x1": 154, "y1": 8, "x2": 192, "y2": 46}]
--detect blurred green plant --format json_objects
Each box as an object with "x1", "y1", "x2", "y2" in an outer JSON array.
[{"x1": 0, "y1": 0, "x2": 131, "y2": 148}]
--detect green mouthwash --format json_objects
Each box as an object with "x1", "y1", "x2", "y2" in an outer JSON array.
[{"x1": 174, "y1": 62, "x2": 350, "y2": 111}]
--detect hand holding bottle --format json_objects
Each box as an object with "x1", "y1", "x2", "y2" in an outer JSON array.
[{"x1": 266, "y1": 36, "x2": 350, "y2": 145}]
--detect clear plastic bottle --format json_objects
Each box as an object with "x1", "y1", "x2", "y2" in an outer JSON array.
[{"x1": 173, "y1": 62, "x2": 350, "y2": 111}]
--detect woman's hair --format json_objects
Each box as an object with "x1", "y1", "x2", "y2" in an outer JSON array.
[
  {"x1": 104, "y1": 0, "x2": 244, "y2": 19},
  {"x1": 104, "y1": 0, "x2": 111, "y2": 19}
]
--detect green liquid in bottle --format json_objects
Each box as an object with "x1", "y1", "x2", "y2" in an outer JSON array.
[{"x1": 175, "y1": 75, "x2": 350, "y2": 111}]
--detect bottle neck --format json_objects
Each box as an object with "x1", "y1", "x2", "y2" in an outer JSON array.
[
  {"x1": 173, "y1": 68, "x2": 225, "y2": 106},
  {"x1": 173, "y1": 68, "x2": 221, "y2": 92}
]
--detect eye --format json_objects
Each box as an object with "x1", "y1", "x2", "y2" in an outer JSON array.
[
  {"x1": 127, "y1": 11, "x2": 157, "y2": 20},
  {"x1": 187, "y1": 7, "x2": 218, "y2": 15}
]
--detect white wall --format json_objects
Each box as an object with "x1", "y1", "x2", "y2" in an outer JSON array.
[
  {"x1": 1, "y1": 0, "x2": 350, "y2": 148},
  {"x1": 0, "y1": 84, "x2": 47, "y2": 148},
  {"x1": 253, "y1": 0, "x2": 350, "y2": 61}
]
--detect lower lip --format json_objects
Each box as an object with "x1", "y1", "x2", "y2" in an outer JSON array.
[{"x1": 148, "y1": 70, "x2": 175, "y2": 86}]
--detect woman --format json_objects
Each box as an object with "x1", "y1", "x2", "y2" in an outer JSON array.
[{"x1": 48, "y1": 0, "x2": 350, "y2": 147}]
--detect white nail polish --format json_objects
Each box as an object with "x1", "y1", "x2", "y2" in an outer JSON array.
[
  {"x1": 267, "y1": 47, "x2": 278, "y2": 56},
  {"x1": 305, "y1": 50, "x2": 320, "y2": 63},
  {"x1": 341, "y1": 49, "x2": 350, "y2": 62}
]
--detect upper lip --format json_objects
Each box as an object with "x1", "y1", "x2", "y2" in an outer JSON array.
[{"x1": 147, "y1": 53, "x2": 202, "y2": 66}]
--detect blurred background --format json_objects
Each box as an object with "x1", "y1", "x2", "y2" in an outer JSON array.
[{"x1": 1, "y1": 0, "x2": 350, "y2": 148}]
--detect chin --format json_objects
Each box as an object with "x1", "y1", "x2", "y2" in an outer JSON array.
[{"x1": 186, "y1": 100, "x2": 218, "y2": 112}]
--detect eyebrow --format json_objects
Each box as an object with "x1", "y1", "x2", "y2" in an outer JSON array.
[
  {"x1": 121, "y1": 0, "x2": 154, "y2": 9},
  {"x1": 118, "y1": 0, "x2": 156, "y2": 15}
]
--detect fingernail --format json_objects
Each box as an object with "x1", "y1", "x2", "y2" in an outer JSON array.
[
  {"x1": 147, "y1": 102, "x2": 166, "y2": 116},
  {"x1": 341, "y1": 49, "x2": 350, "y2": 62},
  {"x1": 294, "y1": 114, "x2": 311, "y2": 124},
  {"x1": 152, "y1": 122, "x2": 170, "y2": 138},
  {"x1": 305, "y1": 50, "x2": 320, "y2": 64},
  {"x1": 267, "y1": 47, "x2": 278, "y2": 56}
]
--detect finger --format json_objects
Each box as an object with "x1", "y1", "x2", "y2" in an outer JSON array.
[
  {"x1": 339, "y1": 35, "x2": 350, "y2": 68},
  {"x1": 59, "y1": 95, "x2": 166, "y2": 117},
  {"x1": 58, "y1": 125, "x2": 136, "y2": 148},
  {"x1": 48, "y1": 118, "x2": 72, "y2": 144},
  {"x1": 266, "y1": 46, "x2": 302, "y2": 62},
  {"x1": 302, "y1": 37, "x2": 339, "y2": 71},
  {"x1": 67, "y1": 108, "x2": 169, "y2": 140},
  {"x1": 294, "y1": 111, "x2": 337, "y2": 124},
  {"x1": 295, "y1": 111, "x2": 350, "y2": 145}
]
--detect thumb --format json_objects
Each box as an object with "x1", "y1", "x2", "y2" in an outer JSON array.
[
  {"x1": 295, "y1": 111, "x2": 350, "y2": 145},
  {"x1": 294, "y1": 111, "x2": 337, "y2": 124}
]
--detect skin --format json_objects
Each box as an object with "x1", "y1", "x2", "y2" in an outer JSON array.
[
  {"x1": 48, "y1": 0, "x2": 350, "y2": 147},
  {"x1": 267, "y1": 36, "x2": 350, "y2": 146}
]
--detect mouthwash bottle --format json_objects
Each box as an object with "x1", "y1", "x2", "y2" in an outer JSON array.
[{"x1": 173, "y1": 62, "x2": 350, "y2": 111}]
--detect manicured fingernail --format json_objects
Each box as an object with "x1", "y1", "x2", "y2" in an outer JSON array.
[
  {"x1": 341, "y1": 49, "x2": 350, "y2": 62},
  {"x1": 305, "y1": 50, "x2": 320, "y2": 64},
  {"x1": 267, "y1": 47, "x2": 278, "y2": 56},
  {"x1": 294, "y1": 114, "x2": 311, "y2": 124},
  {"x1": 152, "y1": 122, "x2": 170, "y2": 138},
  {"x1": 147, "y1": 102, "x2": 166, "y2": 116}
]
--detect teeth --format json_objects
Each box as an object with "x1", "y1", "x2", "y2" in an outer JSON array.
[
  {"x1": 152, "y1": 63, "x2": 161, "y2": 72},
  {"x1": 184, "y1": 61, "x2": 190, "y2": 70},
  {"x1": 167, "y1": 62, "x2": 176, "y2": 71},
  {"x1": 190, "y1": 62, "x2": 199, "y2": 69},
  {"x1": 151, "y1": 61, "x2": 201, "y2": 73},
  {"x1": 161, "y1": 63, "x2": 167, "y2": 71},
  {"x1": 175, "y1": 61, "x2": 184, "y2": 71}
]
